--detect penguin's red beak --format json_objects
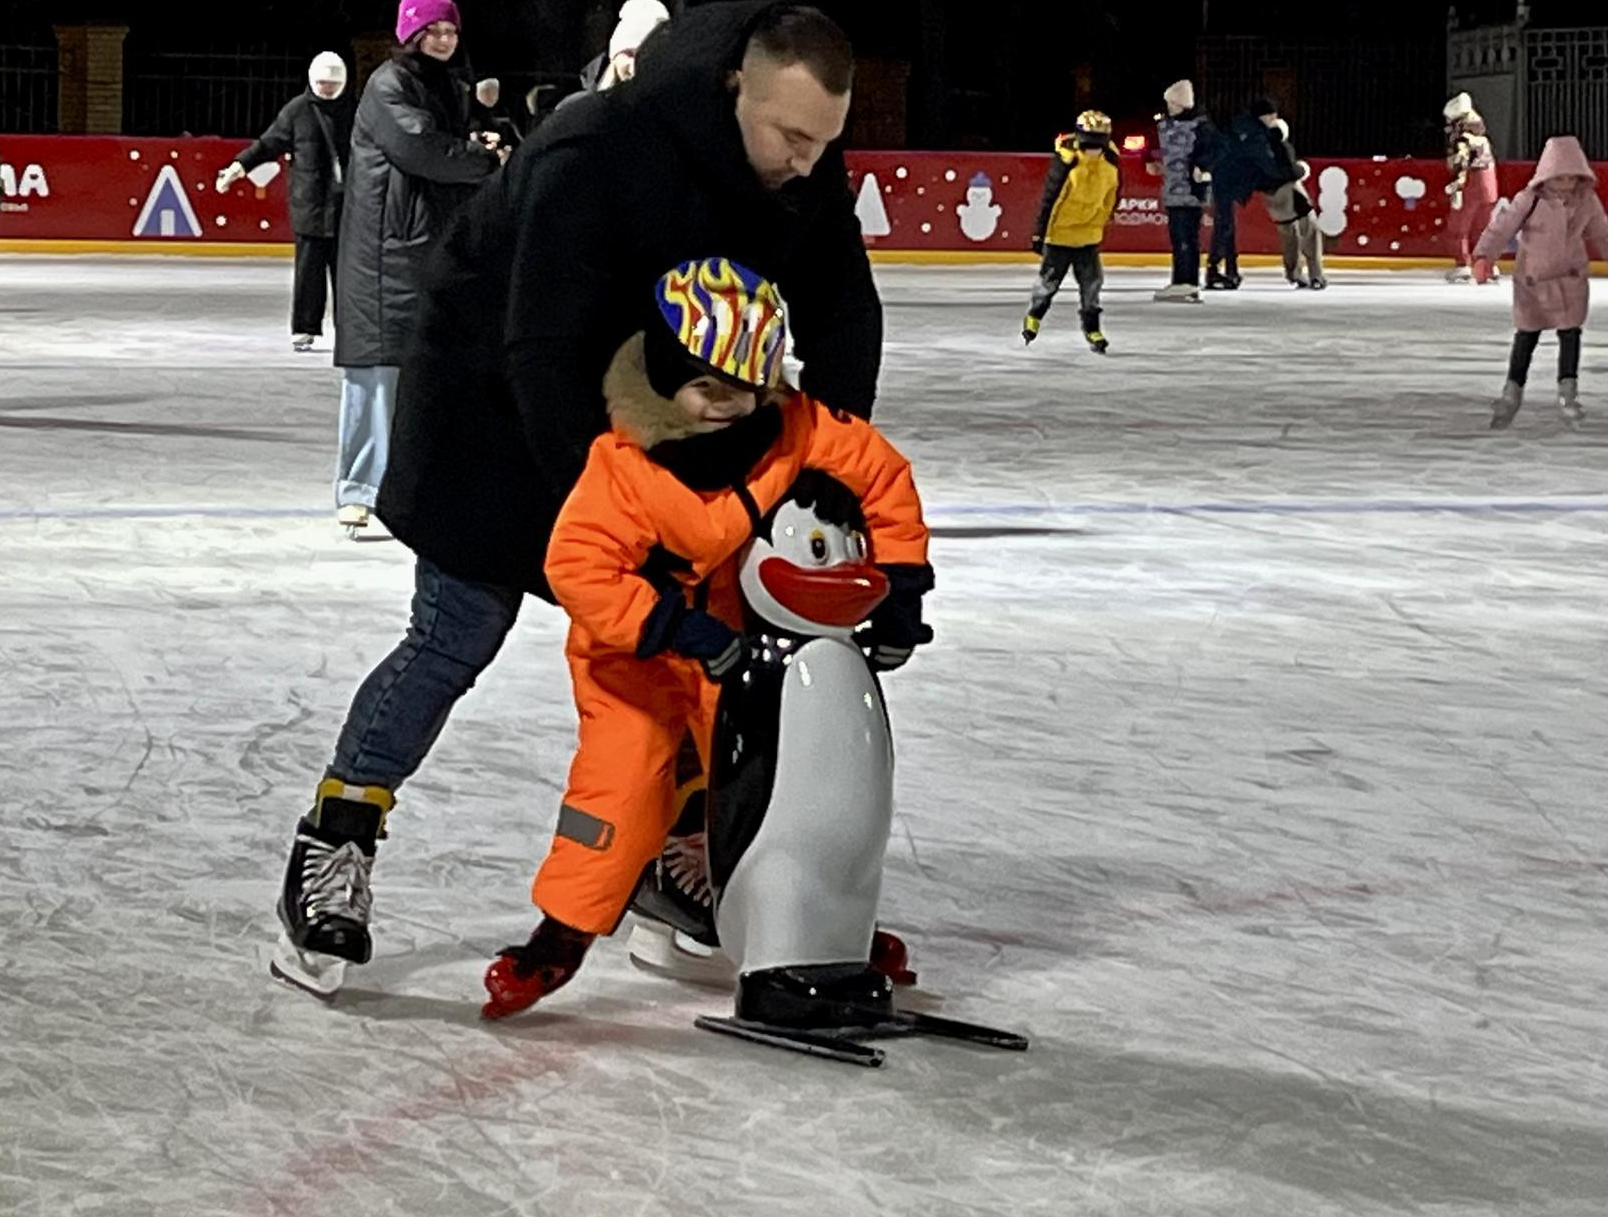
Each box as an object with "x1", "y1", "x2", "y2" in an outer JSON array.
[{"x1": 757, "y1": 558, "x2": 889, "y2": 628}]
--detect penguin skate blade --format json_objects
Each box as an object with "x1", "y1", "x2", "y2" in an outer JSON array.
[
  {"x1": 694, "y1": 1015, "x2": 886, "y2": 1067},
  {"x1": 859, "y1": 1009, "x2": 1030, "y2": 1052},
  {"x1": 626, "y1": 920, "x2": 736, "y2": 989},
  {"x1": 269, "y1": 934, "x2": 348, "y2": 999}
]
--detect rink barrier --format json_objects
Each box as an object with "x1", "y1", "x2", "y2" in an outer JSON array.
[{"x1": 3, "y1": 136, "x2": 1607, "y2": 261}]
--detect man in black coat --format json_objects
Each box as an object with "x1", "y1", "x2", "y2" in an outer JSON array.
[
  {"x1": 1205, "y1": 96, "x2": 1297, "y2": 290},
  {"x1": 271, "y1": 3, "x2": 884, "y2": 994},
  {"x1": 216, "y1": 51, "x2": 354, "y2": 350}
]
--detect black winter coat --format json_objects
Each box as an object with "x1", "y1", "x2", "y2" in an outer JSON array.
[
  {"x1": 235, "y1": 91, "x2": 354, "y2": 238},
  {"x1": 1211, "y1": 112, "x2": 1296, "y2": 207},
  {"x1": 377, "y1": 0, "x2": 883, "y2": 598},
  {"x1": 334, "y1": 52, "x2": 499, "y2": 368}
]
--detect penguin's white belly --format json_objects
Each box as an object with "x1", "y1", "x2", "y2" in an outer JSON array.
[{"x1": 716, "y1": 637, "x2": 894, "y2": 974}]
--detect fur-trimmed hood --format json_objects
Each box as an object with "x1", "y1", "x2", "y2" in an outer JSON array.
[{"x1": 603, "y1": 333, "x2": 708, "y2": 449}]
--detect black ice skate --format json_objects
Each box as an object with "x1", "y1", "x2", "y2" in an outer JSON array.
[
  {"x1": 1490, "y1": 379, "x2": 1524, "y2": 430},
  {"x1": 1206, "y1": 267, "x2": 1241, "y2": 291},
  {"x1": 270, "y1": 779, "x2": 392, "y2": 998},
  {"x1": 1079, "y1": 308, "x2": 1109, "y2": 354},
  {"x1": 696, "y1": 964, "x2": 1030, "y2": 1068}
]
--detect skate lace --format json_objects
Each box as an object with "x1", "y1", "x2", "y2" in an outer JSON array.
[
  {"x1": 299, "y1": 836, "x2": 373, "y2": 924},
  {"x1": 663, "y1": 832, "x2": 712, "y2": 908}
]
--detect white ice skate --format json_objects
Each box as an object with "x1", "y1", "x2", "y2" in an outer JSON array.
[
  {"x1": 1490, "y1": 380, "x2": 1524, "y2": 430},
  {"x1": 1558, "y1": 378, "x2": 1585, "y2": 427},
  {"x1": 626, "y1": 918, "x2": 736, "y2": 987},
  {"x1": 292, "y1": 333, "x2": 316, "y2": 352},
  {"x1": 270, "y1": 933, "x2": 348, "y2": 998},
  {"x1": 1153, "y1": 283, "x2": 1202, "y2": 303},
  {"x1": 1445, "y1": 266, "x2": 1473, "y2": 284},
  {"x1": 337, "y1": 504, "x2": 370, "y2": 537}
]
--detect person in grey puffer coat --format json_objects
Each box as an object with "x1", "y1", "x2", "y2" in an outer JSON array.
[
  {"x1": 331, "y1": 0, "x2": 500, "y2": 533},
  {"x1": 1151, "y1": 79, "x2": 1213, "y2": 301}
]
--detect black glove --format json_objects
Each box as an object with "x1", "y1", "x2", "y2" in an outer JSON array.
[
  {"x1": 863, "y1": 564, "x2": 935, "y2": 672},
  {"x1": 1030, "y1": 234, "x2": 1045, "y2": 255},
  {"x1": 670, "y1": 607, "x2": 748, "y2": 682}
]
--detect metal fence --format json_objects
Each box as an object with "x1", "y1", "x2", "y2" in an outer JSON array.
[
  {"x1": 124, "y1": 47, "x2": 308, "y2": 139},
  {"x1": 0, "y1": 43, "x2": 58, "y2": 134},
  {"x1": 1195, "y1": 35, "x2": 1447, "y2": 157},
  {"x1": 1525, "y1": 27, "x2": 1608, "y2": 158}
]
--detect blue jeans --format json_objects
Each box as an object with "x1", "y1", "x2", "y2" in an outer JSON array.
[
  {"x1": 336, "y1": 365, "x2": 399, "y2": 509},
  {"x1": 329, "y1": 558, "x2": 524, "y2": 789}
]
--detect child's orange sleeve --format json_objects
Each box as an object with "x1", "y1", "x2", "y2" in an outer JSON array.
[{"x1": 799, "y1": 402, "x2": 929, "y2": 567}]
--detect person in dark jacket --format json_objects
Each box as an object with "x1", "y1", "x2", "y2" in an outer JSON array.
[
  {"x1": 269, "y1": 2, "x2": 886, "y2": 1003},
  {"x1": 469, "y1": 77, "x2": 522, "y2": 154},
  {"x1": 1206, "y1": 96, "x2": 1297, "y2": 290},
  {"x1": 330, "y1": 0, "x2": 501, "y2": 533},
  {"x1": 216, "y1": 52, "x2": 354, "y2": 351}
]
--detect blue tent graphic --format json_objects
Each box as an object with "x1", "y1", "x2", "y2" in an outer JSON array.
[{"x1": 132, "y1": 164, "x2": 202, "y2": 238}]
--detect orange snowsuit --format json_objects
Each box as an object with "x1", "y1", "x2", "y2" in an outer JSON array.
[{"x1": 532, "y1": 335, "x2": 929, "y2": 934}]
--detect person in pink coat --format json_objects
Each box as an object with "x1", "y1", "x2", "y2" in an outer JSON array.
[{"x1": 1474, "y1": 136, "x2": 1608, "y2": 429}]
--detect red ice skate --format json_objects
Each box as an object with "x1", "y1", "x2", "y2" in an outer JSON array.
[{"x1": 481, "y1": 918, "x2": 595, "y2": 1020}]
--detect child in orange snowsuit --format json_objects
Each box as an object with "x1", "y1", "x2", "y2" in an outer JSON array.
[{"x1": 482, "y1": 257, "x2": 931, "y2": 1019}]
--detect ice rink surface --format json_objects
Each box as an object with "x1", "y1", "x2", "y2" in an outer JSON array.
[{"x1": 2, "y1": 256, "x2": 1605, "y2": 1216}]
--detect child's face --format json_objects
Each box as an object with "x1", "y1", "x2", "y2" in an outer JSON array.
[
  {"x1": 1543, "y1": 176, "x2": 1588, "y2": 197},
  {"x1": 673, "y1": 376, "x2": 759, "y2": 431}
]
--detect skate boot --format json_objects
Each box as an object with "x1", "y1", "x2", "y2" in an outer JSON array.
[
  {"x1": 1021, "y1": 314, "x2": 1040, "y2": 345},
  {"x1": 336, "y1": 504, "x2": 369, "y2": 537},
  {"x1": 291, "y1": 333, "x2": 316, "y2": 352},
  {"x1": 1308, "y1": 275, "x2": 1329, "y2": 291},
  {"x1": 481, "y1": 917, "x2": 595, "y2": 1019},
  {"x1": 1079, "y1": 308, "x2": 1109, "y2": 354},
  {"x1": 1152, "y1": 283, "x2": 1201, "y2": 303},
  {"x1": 1446, "y1": 265, "x2": 1473, "y2": 284},
  {"x1": 1205, "y1": 267, "x2": 1241, "y2": 291},
  {"x1": 1286, "y1": 273, "x2": 1310, "y2": 289},
  {"x1": 1490, "y1": 379, "x2": 1524, "y2": 430},
  {"x1": 626, "y1": 770, "x2": 737, "y2": 984},
  {"x1": 270, "y1": 779, "x2": 393, "y2": 997},
  {"x1": 1558, "y1": 378, "x2": 1585, "y2": 426},
  {"x1": 735, "y1": 964, "x2": 895, "y2": 1030}
]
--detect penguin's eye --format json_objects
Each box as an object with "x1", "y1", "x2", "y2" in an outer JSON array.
[
  {"x1": 809, "y1": 530, "x2": 828, "y2": 562},
  {"x1": 850, "y1": 531, "x2": 867, "y2": 561}
]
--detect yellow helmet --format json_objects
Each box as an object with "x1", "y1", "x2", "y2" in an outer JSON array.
[{"x1": 1075, "y1": 110, "x2": 1113, "y2": 138}]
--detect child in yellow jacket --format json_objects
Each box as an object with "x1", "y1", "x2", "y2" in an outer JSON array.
[{"x1": 1024, "y1": 110, "x2": 1121, "y2": 353}]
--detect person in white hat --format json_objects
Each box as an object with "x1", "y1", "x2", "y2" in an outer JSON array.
[
  {"x1": 216, "y1": 52, "x2": 354, "y2": 351},
  {"x1": 1443, "y1": 91, "x2": 1499, "y2": 283},
  {"x1": 589, "y1": 0, "x2": 671, "y2": 91}
]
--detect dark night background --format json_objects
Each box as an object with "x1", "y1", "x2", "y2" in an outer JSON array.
[{"x1": 3, "y1": 1, "x2": 1606, "y2": 152}]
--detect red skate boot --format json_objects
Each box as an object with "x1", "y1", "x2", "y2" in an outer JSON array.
[
  {"x1": 870, "y1": 928, "x2": 917, "y2": 987},
  {"x1": 481, "y1": 917, "x2": 595, "y2": 1020}
]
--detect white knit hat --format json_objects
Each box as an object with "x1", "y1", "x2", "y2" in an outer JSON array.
[
  {"x1": 308, "y1": 51, "x2": 348, "y2": 96},
  {"x1": 1164, "y1": 79, "x2": 1194, "y2": 111},
  {"x1": 609, "y1": 0, "x2": 669, "y2": 61},
  {"x1": 1443, "y1": 91, "x2": 1473, "y2": 121}
]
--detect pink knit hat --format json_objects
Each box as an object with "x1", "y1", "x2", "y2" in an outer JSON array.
[{"x1": 397, "y1": 0, "x2": 461, "y2": 44}]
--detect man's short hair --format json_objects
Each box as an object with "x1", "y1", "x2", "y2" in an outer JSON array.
[{"x1": 746, "y1": 5, "x2": 854, "y2": 96}]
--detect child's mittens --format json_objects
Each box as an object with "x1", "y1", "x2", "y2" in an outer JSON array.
[
  {"x1": 1472, "y1": 256, "x2": 1494, "y2": 284},
  {"x1": 671, "y1": 608, "x2": 748, "y2": 682},
  {"x1": 861, "y1": 564, "x2": 935, "y2": 673}
]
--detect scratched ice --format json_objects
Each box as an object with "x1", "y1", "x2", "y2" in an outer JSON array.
[{"x1": 2, "y1": 257, "x2": 1605, "y2": 1217}]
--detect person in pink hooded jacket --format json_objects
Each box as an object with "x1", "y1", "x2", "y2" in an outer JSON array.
[{"x1": 1474, "y1": 135, "x2": 1608, "y2": 429}]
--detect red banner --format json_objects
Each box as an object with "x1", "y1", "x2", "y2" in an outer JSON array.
[{"x1": 3, "y1": 134, "x2": 1606, "y2": 259}]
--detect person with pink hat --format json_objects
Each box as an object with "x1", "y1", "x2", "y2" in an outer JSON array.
[
  {"x1": 330, "y1": 0, "x2": 501, "y2": 535},
  {"x1": 1473, "y1": 135, "x2": 1608, "y2": 430}
]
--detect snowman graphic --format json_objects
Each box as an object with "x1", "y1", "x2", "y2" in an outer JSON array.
[{"x1": 957, "y1": 171, "x2": 1002, "y2": 242}]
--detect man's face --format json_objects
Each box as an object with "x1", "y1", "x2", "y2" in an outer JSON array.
[{"x1": 733, "y1": 57, "x2": 850, "y2": 192}]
